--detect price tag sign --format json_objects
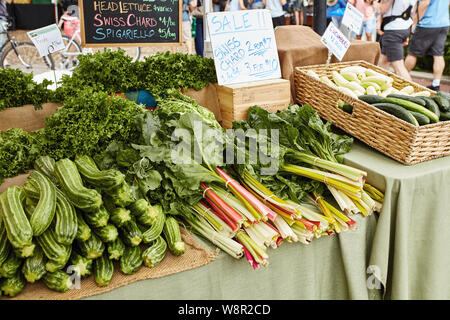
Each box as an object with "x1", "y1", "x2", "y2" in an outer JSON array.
[
  {"x1": 27, "y1": 24, "x2": 65, "y2": 57},
  {"x1": 341, "y1": 2, "x2": 364, "y2": 34},
  {"x1": 321, "y1": 22, "x2": 351, "y2": 61},
  {"x1": 207, "y1": 9, "x2": 281, "y2": 86}
]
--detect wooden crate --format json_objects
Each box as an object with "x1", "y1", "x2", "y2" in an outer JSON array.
[{"x1": 216, "y1": 79, "x2": 291, "y2": 128}]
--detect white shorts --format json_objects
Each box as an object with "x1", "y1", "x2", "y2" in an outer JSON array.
[{"x1": 182, "y1": 20, "x2": 192, "y2": 43}]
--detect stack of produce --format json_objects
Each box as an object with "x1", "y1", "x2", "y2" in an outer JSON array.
[
  {"x1": 0, "y1": 154, "x2": 186, "y2": 297},
  {"x1": 307, "y1": 66, "x2": 450, "y2": 125},
  {"x1": 95, "y1": 91, "x2": 384, "y2": 270}
]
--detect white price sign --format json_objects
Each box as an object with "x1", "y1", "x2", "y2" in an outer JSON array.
[
  {"x1": 27, "y1": 24, "x2": 65, "y2": 57},
  {"x1": 341, "y1": 2, "x2": 364, "y2": 34},
  {"x1": 207, "y1": 9, "x2": 281, "y2": 86},
  {"x1": 321, "y1": 22, "x2": 351, "y2": 61}
]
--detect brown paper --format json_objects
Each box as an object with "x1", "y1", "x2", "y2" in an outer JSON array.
[
  {"x1": 1, "y1": 229, "x2": 218, "y2": 300},
  {"x1": 0, "y1": 103, "x2": 61, "y2": 132},
  {"x1": 275, "y1": 25, "x2": 381, "y2": 102},
  {"x1": 184, "y1": 83, "x2": 222, "y2": 122}
]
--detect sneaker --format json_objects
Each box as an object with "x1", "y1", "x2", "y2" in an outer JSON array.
[{"x1": 427, "y1": 85, "x2": 440, "y2": 92}]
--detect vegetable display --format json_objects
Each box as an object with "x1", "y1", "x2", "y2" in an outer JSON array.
[{"x1": 0, "y1": 53, "x2": 392, "y2": 298}]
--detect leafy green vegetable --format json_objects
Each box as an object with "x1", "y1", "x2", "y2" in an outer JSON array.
[
  {"x1": 0, "y1": 68, "x2": 53, "y2": 111},
  {"x1": 54, "y1": 50, "x2": 217, "y2": 103},
  {"x1": 38, "y1": 88, "x2": 145, "y2": 160},
  {"x1": 0, "y1": 128, "x2": 40, "y2": 183}
]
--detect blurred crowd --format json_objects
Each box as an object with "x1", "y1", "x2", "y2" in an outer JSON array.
[{"x1": 187, "y1": 0, "x2": 448, "y2": 91}]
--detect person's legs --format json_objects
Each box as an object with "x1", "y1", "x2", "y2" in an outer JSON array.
[
  {"x1": 391, "y1": 60, "x2": 412, "y2": 80},
  {"x1": 378, "y1": 53, "x2": 390, "y2": 71},
  {"x1": 294, "y1": 10, "x2": 299, "y2": 25},
  {"x1": 431, "y1": 55, "x2": 445, "y2": 87},
  {"x1": 182, "y1": 20, "x2": 193, "y2": 54},
  {"x1": 404, "y1": 54, "x2": 418, "y2": 72},
  {"x1": 365, "y1": 33, "x2": 372, "y2": 41},
  {"x1": 299, "y1": 9, "x2": 304, "y2": 25},
  {"x1": 194, "y1": 19, "x2": 204, "y2": 57}
]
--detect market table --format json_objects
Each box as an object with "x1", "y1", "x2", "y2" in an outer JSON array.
[
  {"x1": 84, "y1": 141, "x2": 449, "y2": 300},
  {"x1": 85, "y1": 214, "x2": 380, "y2": 300},
  {"x1": 344, "y1": 141, "x2": 450, "y2": 300}
]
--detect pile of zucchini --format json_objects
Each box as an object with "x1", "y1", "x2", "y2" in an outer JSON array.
[
  {"x1": 0, "y1": 155, "x2": 186, "y2": 297},
  {"x1": 355, "y1": 91, "x2": 450, "y2": 126}
]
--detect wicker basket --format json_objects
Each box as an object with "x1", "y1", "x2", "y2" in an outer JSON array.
[{"x1": 294, "y1": 61, "x2": 450, "y2": 165}]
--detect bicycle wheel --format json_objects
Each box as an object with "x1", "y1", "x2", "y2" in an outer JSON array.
[
  {"x1": 1, "y1": 42, "x2": 52, "y2": 74},
  {"x1": 48, "y1": 35, "x2": 82, "y2": 71}
]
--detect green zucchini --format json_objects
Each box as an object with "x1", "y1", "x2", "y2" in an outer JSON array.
[
  {"x1": 54, "y1": 189, "x2": 78, "y2": 246},
  {"x1": 107, "y1": 182, "x2": 134, "y2": 208},
  {"x1": 0, "y1": 251, "x2": 22, "y2": 278},
  {"x1": 69, "y1": 251, "x2": 93, "y2": 278},
  {"x1": 94, "y1": 253, "x2": 114, "y2": 287},
  {"x1": 372, "y1": 103, "x2": 419, "y2": 126},
  {"x1": 342, "y1": 104, "x2": 353, "y2": 114},
  {"x1": 45, "y1": 256, "x2": 70, "y2": 273},
  {"x1": 0, "y1": 187, "x2": 35, "y2": 258},
  {"x1": 77, "y1": 233, "x2": 105, "y2": 259},
  {"x1": 386, "y1": 94, "x2": 426, "y2": 106},
  {"x1": 129, "y1": 199, "x2": 158, "y2": 226},
  {"x1": 93, "y1": 224, "x2": 118, "y2": 243},
  {"x1": 34, "y1": 155, "x2": 59, "y2": 186},
  {"x1": 24, "y1": 203, "x2": 36, "y2": 218},
  {"x1": 83, "y1": 205, "x2": 110, "y2": 228},
  {"x1": 22, "y1": 245, "x2": 47, "y2": 283},
  {"x1": 107, "y1": 237, "x2": 126, "y2": 260},
  {"x1": 0, "y1": 218, "x2": 12, "y2": 267},
  {"x1": 410, "y1": 111, "x2": 431, "y2": 126},
  {"x1": 42, "y1": 270, "x2": 73, "y2": 292},
  {"x1": 75, "y1": 155, "x2": 126, "y2": 192},
  {"x1": 23, "y1": 179, "x2": 40, "y2": 200},
  {"x1": 142, "y1": 236, "x2": 167, "y2": 268},
  {"x1": 142, "y1": 205, "x2": 166, "y2": 244},
  {"x1": 119, "y1": 246, "x2": 143, "y2": 275},
  {"x1": 163, "y1": 217, "x2": 185, "y2": 256},
  {"x1": 27, "y1": 171, "x2": 57, "y2": 236},
  {"x1": 75, "y1": 211, "x2": 92, "y2": 242},
  {"x1": 108, "y1": 206, "x2": 131, "y2": 227},
  {"x1": 358, "y1": 94, "x2": 383, "y2": 104},
  {"x1": 0, "y1": 272, "x2": 26, "y2": 297},
  {"x1": 54, "y1": 158, "x2": 103, "y2": 213},
  {"x1": 381, "y1": 97, "x2": 439, "y2": 123},
  {"x1": 440, "y1": 111, "x2": 450, "y2": 121},
  {"x1": 419, "y1": 96, "x2": 440, "y2": 118},
  {"x1": 119, "y1": 219, "x2": 143, "y2": 247},
  {"x1": 36, "y1": 228, "x2": 72, "y2": 265},
  {"x1": 432, "y1": 92, "x2": 450, "y2": 112}
]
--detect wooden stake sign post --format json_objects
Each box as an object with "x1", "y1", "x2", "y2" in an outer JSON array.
[{"x1": 79, "y1": 0, "x2": 182, "y2": 47}]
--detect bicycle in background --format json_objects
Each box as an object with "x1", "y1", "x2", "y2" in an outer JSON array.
[{"x1": 0, "y1": 18, "x2": 53, "y2": 73}]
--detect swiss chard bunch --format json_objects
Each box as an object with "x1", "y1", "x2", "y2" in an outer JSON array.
[
  {"x1": 0, "y1": 68, "x2": 53, "y2": 111},
  {"x1": 0, "y1": 128, "x2": 40, "y2": 184},
  {"x1": 38, "y1": 88, "x2": 145, "y2": 160}
]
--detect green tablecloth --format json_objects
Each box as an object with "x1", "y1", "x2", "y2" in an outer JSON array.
[
  {"x1": 87, "y1": 214, "x2": 379, "y2": 300},
  {"x1": 85, "y1": 141, "x2": 449, "y2": 300},
  {"x1": 344, "y1": 142, "x2": 450, "y2": 300}
]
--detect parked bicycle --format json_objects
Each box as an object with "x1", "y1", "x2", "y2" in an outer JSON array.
[
  {"x1": 0, "y1": 18, "x2": 53, "y2": 73},
  {"x1": 49, "y1": 5, "x2": 141, "y2": 71}
]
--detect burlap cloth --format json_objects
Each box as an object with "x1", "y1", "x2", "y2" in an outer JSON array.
[
  {"x1": 1, "y1": 228, "x2": 218, "y2": 300},
  {"x1": 274, "y1": 25, "x2": 381, "y2": 102}
]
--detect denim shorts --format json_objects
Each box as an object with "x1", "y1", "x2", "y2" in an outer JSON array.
[{"x1": 358, "y1": 18, "x2": 375, "y2": 36}]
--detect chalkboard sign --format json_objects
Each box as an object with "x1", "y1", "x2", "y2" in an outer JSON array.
[
  {"x1": 79, "y1": 0, "x2": 182, "y2": 47},
  {"x1": 207, "y1": 10, "x2": 281, "y2": 86}
]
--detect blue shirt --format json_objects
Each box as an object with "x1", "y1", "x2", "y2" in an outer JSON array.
[
  {"x1": 183, "y1": 0, "x2": 194, "y2": 21},
  {"x1": 326, "y1": 0, "x2": 346, "y2": 19},
  {"x1": 418, "y1": 0, "x2": 450, "y2": 28}
]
